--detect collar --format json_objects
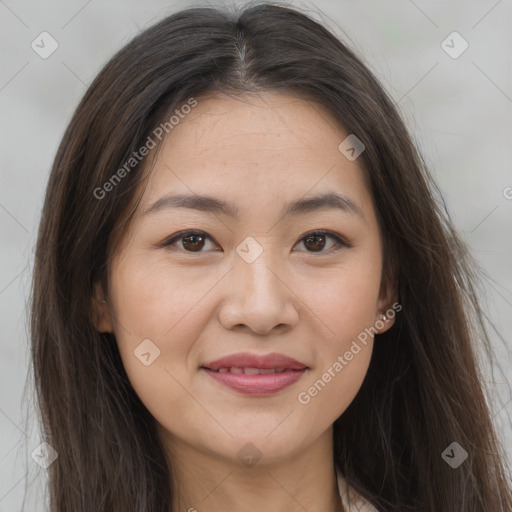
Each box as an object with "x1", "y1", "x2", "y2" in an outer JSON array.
[{"x1": 336, "y1": 467, "x2": 379, "y2": 512}]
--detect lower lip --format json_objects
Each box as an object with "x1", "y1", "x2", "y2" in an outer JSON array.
[{"x1": 201, "y1": 368, "x2": 307, "y2": 395}]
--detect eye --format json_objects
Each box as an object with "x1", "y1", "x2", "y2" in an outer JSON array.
[
  {"x1": 161, "y1": 230, "x2": 219, "y2": 253},
  {"x1": 161, "y1": 229, "x2": 351, "y2": 254},
  {"x1": 293, "y1": 230, "x2": 351, "y2": 253}
]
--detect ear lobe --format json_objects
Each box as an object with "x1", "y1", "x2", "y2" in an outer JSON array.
[{"x1": 92, "y1": 281, "x2": 114, "y2": 333}]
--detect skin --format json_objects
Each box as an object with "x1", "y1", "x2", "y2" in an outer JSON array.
[{"x1": 94, "y1": 91, "x2": 396, "y2": 512}]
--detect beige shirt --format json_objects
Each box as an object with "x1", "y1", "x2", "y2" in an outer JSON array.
[{"x1": 336, "y1": 468, "x2": 379, "y2": 512}]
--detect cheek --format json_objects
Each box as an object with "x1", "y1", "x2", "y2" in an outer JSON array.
[
  {"x1": 107, "y1": 253, "x2": 217, "y2": 412},
  {"x1": 109, "y1": 251, "x2": 219, "y2": 342},
  {"x1": 297, "y1": 346, "x2": 372, "y2": 427},
  {"x1": 296, "y1": 296, "x2": 375, "y2": 426},
  {"x1": 302, "y1": 256, "x2": 382, "y2": 345},
  {"x1": 294, "y1": 257, "x2": 380, "y2": 417}
]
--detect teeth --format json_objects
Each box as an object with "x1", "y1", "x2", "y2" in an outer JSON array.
[{"x1": 210, "y1": 367, "x2": 292, "y2": 374}]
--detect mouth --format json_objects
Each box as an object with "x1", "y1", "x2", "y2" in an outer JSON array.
[
  {"x1": 205, "y1": 367, "x2": 294, "y2": 374},
  {"x1": 200, "y1": 367, "x2": 308, "y2": 395},
  {"x1": 200, "y1": 352, "x2": 309, "y2": 395}
]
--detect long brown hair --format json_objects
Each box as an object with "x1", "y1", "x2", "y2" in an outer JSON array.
[{"x1": 29, "y1": 2, "x2": 511, "y2": 510}]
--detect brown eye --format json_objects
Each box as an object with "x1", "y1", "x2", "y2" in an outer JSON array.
[
  {"x1": 162, "y1": 229, "x2": 350, "y2": 254},
  {"x1": 162, "y1": 230, "x2": 218, "y2": 253},
  {"x1": 181, "y1": 233, "x2": 206, "y2": 252},
  {"x1": 295, "y1": 230, "x2": 350, "y2": 253},
  {"x1": 303, "y1": 233, "x2": 327, "y2": 252}
]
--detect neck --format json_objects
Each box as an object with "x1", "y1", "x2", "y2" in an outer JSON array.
[{"x1": 160, "y1": 427, "x2": 342, "y2": 512}]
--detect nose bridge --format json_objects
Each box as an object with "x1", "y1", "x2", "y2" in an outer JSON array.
[
  {"x1": 218, "y1": 237, "x2": 299, "y2": 333},
  {"x1": 234, "y1": 239, "x2": 286, "y2": 304}
]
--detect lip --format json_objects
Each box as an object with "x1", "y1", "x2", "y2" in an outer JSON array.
[
  {"x1": 202, "y1": 352, "x2": 308, "y2": 371},
  {"x1": 201, "y1": 352, "x2": 309, "y2": 396}
]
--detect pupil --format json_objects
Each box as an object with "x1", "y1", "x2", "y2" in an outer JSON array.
[
  {"x1": 183, "y1": 234, "x2": 204, "y2": 251},
  {"x1": 305, "y1": 233, "x2": 325, "y2": 252}
]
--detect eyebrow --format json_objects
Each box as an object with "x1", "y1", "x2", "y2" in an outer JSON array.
[{"x1": 143, "y1": 191, "x2": 365, "y2": 220}]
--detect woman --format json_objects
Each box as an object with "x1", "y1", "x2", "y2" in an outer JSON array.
[{"x1": 30, "y1": 2, "x2": 512, "y2": 511}]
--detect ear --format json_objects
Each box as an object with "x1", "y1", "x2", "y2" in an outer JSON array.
[
  {"x1": 375, "y1": 271, "x2": 399, "y2": 334},
  {"x1": 92, "y1": 281, "x2": 114, "y2": 333}
]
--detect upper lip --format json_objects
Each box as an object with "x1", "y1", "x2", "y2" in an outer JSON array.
[{"x1": 201, "y1": 352, "x2": 308, "y2": 371}]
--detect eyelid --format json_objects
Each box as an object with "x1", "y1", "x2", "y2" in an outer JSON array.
[
  {"x1": 294, "y1": 229, "x2": 353, "y2": 251},
  {"x1": 159, "y1": 230, "x2": 220, "y2": 251},
  {"x1": 160, "y1": 229, "x2": 352, "y2": 252}
]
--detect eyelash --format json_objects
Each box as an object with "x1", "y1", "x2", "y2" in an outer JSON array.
[{"x1": 160, "y1": 229, "x2": 352, "y2": 254}]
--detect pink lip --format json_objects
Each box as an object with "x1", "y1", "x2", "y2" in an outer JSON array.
[
  {"x1": 202, "y1": 352, "x2": 307, "y2": 371},
  {"x1": 201, "y1": 352, "x2": 308, "y2": 396}
]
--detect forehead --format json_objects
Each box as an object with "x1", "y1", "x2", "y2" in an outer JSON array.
[{"x1": 138, "y1": 91, "x2": 374, "y2": 222}]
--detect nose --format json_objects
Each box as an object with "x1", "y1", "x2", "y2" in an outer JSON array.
[{"x1": 218, "y1": 252, "x2": 300, "y2": 335}]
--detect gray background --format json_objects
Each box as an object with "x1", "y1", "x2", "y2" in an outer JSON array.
[{"x1": 1, "y1": 0, "x2": 511, "y2": 509}]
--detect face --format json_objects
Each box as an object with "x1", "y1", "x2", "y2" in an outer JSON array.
[{"x1": 95, "y1": 91, "x2": 395, "y2": 468}]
